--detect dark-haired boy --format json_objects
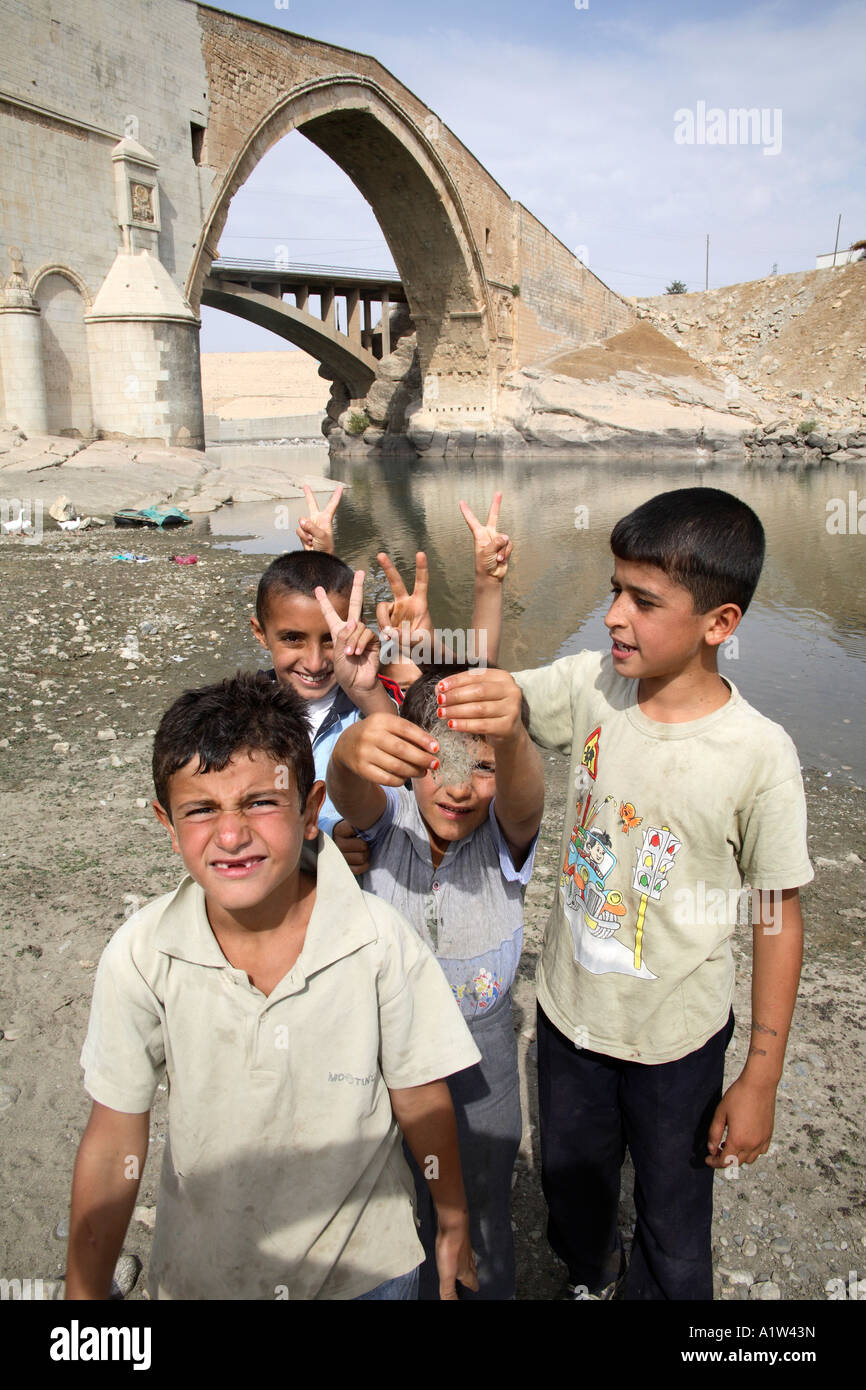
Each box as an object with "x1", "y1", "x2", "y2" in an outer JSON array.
[
  {"x1": 438, "y1": 487, "x2": 813, "y2": 1300},
  {"x1": 66, "y1": 672, "x2": 480, "y2": 1300},
  {"x1": 251, "y1": 551, "x2": 397, "y2": 852}
]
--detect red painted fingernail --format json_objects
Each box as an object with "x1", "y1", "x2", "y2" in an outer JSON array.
[
  {"x1": 437, "y1": 708, "x2": 445, "y2": 718},
  {"x1": 448, "y1": 720, "x2": 455, "y2": 729},
  {"x1": 431, "y1": 759, "x2": 439, "y2": 770}
]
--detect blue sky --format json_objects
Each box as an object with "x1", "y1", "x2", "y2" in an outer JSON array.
[{"x1": 199, "y1": 0, "x2": 866, "y2": 350}]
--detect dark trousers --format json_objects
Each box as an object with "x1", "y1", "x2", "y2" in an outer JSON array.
[{"x1": 537, "y1": 1003, "x2": 734, "y2": 1300}]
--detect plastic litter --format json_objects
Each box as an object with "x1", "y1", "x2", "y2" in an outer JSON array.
[
  {"x1": 170, "y1": 554, "x2": 198, "y2": 564},
  {"x1": 113, "y1": 505, "x2": 192, "y2": 529},
  {"x1": 111, "y1": 553, "x2": 154, "y2": 563}
]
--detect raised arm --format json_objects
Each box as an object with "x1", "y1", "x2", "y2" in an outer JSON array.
[
  {"x1": 375, "y1": 550, "x2": 434, "y2": 688},
  {"x1": 388, "y1": 1080, "x2": 478, "y2": 1299},
  {"x1": 66, "y1": 1101, "x2": 150, "y2": 1299},
  {"x1": 327, "y1": 712, "x2": 440, "y2": 831},
  {"x1": 459, "y1": 492, "x2": 512, "y2": 666},
  {"x1": 706, "y1": 886, "x2": 804, "y2": 1170},
  {"x1": 436, "y1": 667, "x2": 544, "y2": 864}
]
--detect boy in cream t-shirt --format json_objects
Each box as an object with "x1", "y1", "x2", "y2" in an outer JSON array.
[{"x1": 437, "y1": 487, "x2": 813, "y2": 1300}]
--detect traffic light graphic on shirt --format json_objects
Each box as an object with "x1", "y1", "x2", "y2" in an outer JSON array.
[{"x1": 631, "y1": 825, "x2": 682, "y2": 969}]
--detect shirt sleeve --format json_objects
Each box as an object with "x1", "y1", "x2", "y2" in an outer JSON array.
[
  {"x1": 512, "y1": 658, "x2": 578, "y2": 756},
  {"x1": 736, "y1": 770, "x2": 814, "y2": 890},
  {"x1": 488, "y1": 797, "x2": 539, "y2": 885},
  {"x1": 79, "y1": 925, "x2": 166, "y2": 1113},
  {"x1": 370, "y1": 899, "x2": 481, "y2": 1089},
  {"x1": 354, "y1": 785, "x2": 401, "y2": 848}
]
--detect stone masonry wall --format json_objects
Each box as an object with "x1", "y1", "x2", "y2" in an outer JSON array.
[{"x1": 515, "y1": 203, "x2": 635, "y2": 364}]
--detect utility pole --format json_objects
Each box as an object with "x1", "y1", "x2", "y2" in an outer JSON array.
[
  {"x1": 705, "y1": 234, "x2": 709, "y2": 291},
  {"x1": 832, "y1": 213, "x2": 842, "y2": 267}
]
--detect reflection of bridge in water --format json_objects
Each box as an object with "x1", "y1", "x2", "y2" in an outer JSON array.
[{"x1": 203, "y1": 259, "x2": 407, "y2": 399}]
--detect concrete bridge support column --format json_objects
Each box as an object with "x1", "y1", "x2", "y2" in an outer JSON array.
[{"x1": 346, "y1": 289, "x2": 361, "y2": 347}]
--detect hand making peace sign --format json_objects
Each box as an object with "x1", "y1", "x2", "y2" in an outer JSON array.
[
  {"x1": 314, "y1": 569, "x2": 380, "y2": 697},
  {"x1": 459, "y1": 491, "x2": 512, "y2": 581},
  {"x1": 374, "y1": 550, "x2": 434, "y2": 660},
  {"x1": 296, "y1": 483, "x2": 343, "y2": 553}
]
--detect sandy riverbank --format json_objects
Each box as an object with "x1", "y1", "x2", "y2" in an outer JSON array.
[{"x1": 0, "y1": 525, "x2": 863, "y2": 1301}]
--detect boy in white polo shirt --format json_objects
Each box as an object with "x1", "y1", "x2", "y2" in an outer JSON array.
[{"x1": 66, "y1": 672, "x2": 480, "y2": 1301}]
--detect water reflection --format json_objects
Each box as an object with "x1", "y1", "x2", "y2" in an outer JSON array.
[{"x1": 208, "y1": 447, "x2": 866, "y2": 777}]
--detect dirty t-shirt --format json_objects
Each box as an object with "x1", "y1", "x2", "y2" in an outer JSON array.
[
  {"x1": 79, "y1": 833, "x2": 480, "y2": 1300},
  {"x1": 514, "y1": 651, "x2": 813, "y2": 1064}
]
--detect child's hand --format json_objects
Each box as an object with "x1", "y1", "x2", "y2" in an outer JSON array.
[
  {"x1": 705, "y1": 1075, "x2": 777, "y2": 1170},
  {"x1": 435, "y1": 668, "x2": 525, "y2": 745},
  {"x1": 375, "y1": 550, "x2": 433, "y2": 657},
  {"x1": 338, "y1": 711, "x2": 439, "y2": 786},
  {"x1": 315, "y1": 570, "x2": 380, "y2": 697},
  {"x1": 296, "y1": 483, "x2": 343, "y2": 552},
  {"x1": 332, "y1": 819, "x2": 370, "y2": 876},
  {"x1": 435, "y1": 1216, "x2": 479, "y2": 1300},
  {"x1": 459, "y1": 491, "x2": 512, "y2": 581}
]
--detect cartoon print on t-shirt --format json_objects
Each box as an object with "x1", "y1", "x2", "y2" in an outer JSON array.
[{"x1": 561, "y1": 726, "x2": 683, "y2": 980}]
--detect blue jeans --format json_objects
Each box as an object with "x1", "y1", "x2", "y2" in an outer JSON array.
[
  {"x1": 354, "y1": 1266, "x2": 420, "y2": 1300},
  {"x1": 537, "y1": 1003, "x2": 734, "y2": 1300}
]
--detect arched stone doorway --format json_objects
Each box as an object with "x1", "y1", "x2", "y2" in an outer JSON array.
[{"x1": 32, "y1": 268, "x2": 94, "y2": 438}]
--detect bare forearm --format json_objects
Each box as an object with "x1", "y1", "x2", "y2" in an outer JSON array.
[
  {"x1": 471, "y1": 576, "x2": 503, "y2": 666},
  {"x1": 493, "y1": 728, "x2": 545, "y2": 858},
  {"x1": 740, "y1": 889, "x2": 803, "y2": 1088},
  {"x1": 327, "y1": 735, "x2": 387, "y2": 830},
  {"x1": 348, "y1": 680, "x2": 394, "y2": 718},
  {"x1": 66, "y1": 1114, "x2": 148, "y2": 1299},
  {"x1": 390, "y1": 1080, "x2": 469, "y2": 1229}
]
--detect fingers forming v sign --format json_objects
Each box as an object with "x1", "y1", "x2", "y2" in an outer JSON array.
[
  {"x1": 375, "y1": 551, "x2": 433, "y2": 656},
  {"x1": 296, "y1": 482, "x2": 343, "y2": 552},
  {"x1": 314, "y1": 570, "x2": 380, "y2": 692},
  {"x1": 459, "y1": 491, "x2": 512, "y2": 580}
]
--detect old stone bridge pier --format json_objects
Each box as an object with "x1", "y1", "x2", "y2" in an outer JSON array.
[{"x1": 0, "y1": 0, "x2": 634, "y2": 454}]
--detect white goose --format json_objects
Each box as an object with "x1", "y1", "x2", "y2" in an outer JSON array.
[{"x1": 2, "y1": 508, "x2": 34, "y2": 535}]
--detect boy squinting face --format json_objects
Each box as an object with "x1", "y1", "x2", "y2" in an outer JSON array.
[
  {"x1": 251, "y1": 589, "x2": 350, "y2": 702},
  {"x1": 412, "y1": 737, "x2": 497, "y2": 860},
  {"x1": 153, "y1": 749, "x2": 323, "y2": 922}
]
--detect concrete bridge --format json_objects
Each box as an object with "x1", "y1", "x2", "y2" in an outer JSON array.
[
  {"x1": 203, "y1": 258, "x2": 406, "y2": 398},
  {"x1": 0, "y1": 0, "x2": 634, "y2": 451}
]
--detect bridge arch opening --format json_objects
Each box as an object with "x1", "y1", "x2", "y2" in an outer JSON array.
[{"x1": 189, "y1": 78, "x2": 494, "y2": 421}]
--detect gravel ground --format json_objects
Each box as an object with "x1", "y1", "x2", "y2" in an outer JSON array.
[{"x1": 0, "y1": 525, "x2": 863, "y2": 1302}]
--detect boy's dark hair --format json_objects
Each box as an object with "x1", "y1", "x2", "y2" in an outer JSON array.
[
  {"x1": 255, "y1": 551, "x2": 354, "y2": 626},
  {"x1": 152, "y1": 671, "x2": 315, "y2": 817},
  {"x1": 610, "y1": 488, "x2": 765, "y2": 614},
  {"x1": 400, "y1": 662, "x2": 531, "y2": 734}
]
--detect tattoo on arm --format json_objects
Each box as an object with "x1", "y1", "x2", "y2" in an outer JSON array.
[
  {"x1": 752, "y1": 1021, "x2": 778, "y2": 1036},
  {"x1": 748, "y1": 1045, "x2": 768, "y2": 1058}
]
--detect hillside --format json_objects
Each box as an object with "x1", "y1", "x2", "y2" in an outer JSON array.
[
  {"x1": 200, "y1": 350, "x2": 330, "y2": 420},
  {"x1": 637, "y1": 259, "x2": 866, "y2": 432}
]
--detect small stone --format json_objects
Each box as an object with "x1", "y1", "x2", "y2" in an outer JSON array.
[
  {"x1": 109, "y1": 753, "x2": 123, "y2": 768},
  {"x1": 751, "y1": 1281, "x2": 781, "y2": 1300},
  {"x1": 97, "y1": 728, "x2": 116, "y2": 742},
  {"x1": 0, "y1": 738, "x2": 10, "y2": 749},
  {"x1": 54, "y1": 1215, "x2": 70, "y2": 1240},
  {"x1": 110, "y1": 1252, "x2": 141, "y2": 1300},
  {"x1": 771, "y1": 1236, "x2": 793, "y2": 1254},
  {"x1": 135, "y1": 798, "x2": 148, "y2": 809},
  {"x1": 52, "y1": 742, "x2": 70, "y2": 755},
  {"x1": 779, "y1": 1202, "x2": 797, "y2": 1219},
  {"x1": 133, "y1": 1204, "x2": 156, "y2": 1230},
  {"x1": 743, "y1": 1239, "x2": 758, "y2": 1257},
  {"x1": 0, "y1": 1082, "x2": 21, "y2": 1110},
  {"x1": 727, "y1": 1270, "x2": 754, "y2": 1286}
]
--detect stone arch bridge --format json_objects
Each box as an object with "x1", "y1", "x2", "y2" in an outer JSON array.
[{"x1": 0, "y1": 0, "x2": 634, "y2": 451}]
